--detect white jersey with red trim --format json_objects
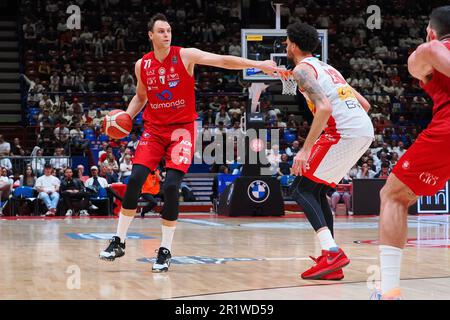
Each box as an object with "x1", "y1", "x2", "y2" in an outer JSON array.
[{"x1": 298, "y1": 57, "x2": 374, "y2": 138}]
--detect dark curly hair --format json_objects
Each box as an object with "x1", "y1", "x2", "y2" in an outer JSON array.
[{"x1": 286, "y1": 22, "x2": 319, "y2": 53}]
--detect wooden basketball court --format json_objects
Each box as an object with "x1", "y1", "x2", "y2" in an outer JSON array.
[{"x1": 1, "y1": 213, "x2": 449, "y2": 300}]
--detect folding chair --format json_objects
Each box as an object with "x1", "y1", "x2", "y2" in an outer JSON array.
[
  {"x1": 90, "y1": 187, "x2": 111, "y2": 215},
  {"x1": 10, "y1": 186, "x2": 37, "y2": 216}
]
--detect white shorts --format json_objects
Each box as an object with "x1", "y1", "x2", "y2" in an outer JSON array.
[{"x1": 303, "y1": 134, "x2": 373, "y2": 186}]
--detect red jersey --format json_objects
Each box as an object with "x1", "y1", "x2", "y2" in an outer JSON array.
[
  {"x1": 140, "y1": 46, "x2": 197, "y2": 130},
  {"x1": 392, "y1": 40, "x2": 450, "y2": 196},
  {"x1": 420, "y1": 40, "x2": 450, "y2": 116}
]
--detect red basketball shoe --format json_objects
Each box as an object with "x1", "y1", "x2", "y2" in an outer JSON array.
[
  {"x1": 320, "y1": 268, "x2": 344, "y2": 280},
  {"x1": 301, "y1": 248, "x2": 350, "y2": 280}
]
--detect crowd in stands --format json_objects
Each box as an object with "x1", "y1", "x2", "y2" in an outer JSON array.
[
  {"x1": 0, "y1": 132, "x2": 165, "y2": 217},
  {"x1": 12, "y1": 0, "x2": 437, "y2": 215}
]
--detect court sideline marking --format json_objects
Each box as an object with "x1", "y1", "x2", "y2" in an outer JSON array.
[{"x1": 168, "y1": 275, "x2": 450, "y2": 300}]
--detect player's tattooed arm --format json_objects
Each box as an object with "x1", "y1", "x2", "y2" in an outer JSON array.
[
  {"x1": 293, "y1": 64, "x2": 332, "y2": 151},
  {"x1": 292, "y1": 65, "x2": 327, "y2": 106}
]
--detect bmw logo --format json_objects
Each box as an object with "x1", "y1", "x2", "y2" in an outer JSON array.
[{"x1": 247, "y1": 180, "x2": 270, "y2": 203}]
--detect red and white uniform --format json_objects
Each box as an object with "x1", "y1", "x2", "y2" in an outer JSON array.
[
  {"x1": 298, "y1": 57, "x2": 374, "y2": 187},
  {"x1": 393, "y1": 40, "x2": 450, "y2": 195},
  {"x1": 133, "y1": 46, "x2": 197, "y2": 173}
]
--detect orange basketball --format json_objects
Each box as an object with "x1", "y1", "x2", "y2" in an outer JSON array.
[{"x1": 103, "y1": 109, "x2": 133, "y2": 139}]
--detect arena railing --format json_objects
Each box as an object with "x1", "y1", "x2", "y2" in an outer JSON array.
[{"x1": 0, "y1": 156, "x2": 72, "y2": 177}]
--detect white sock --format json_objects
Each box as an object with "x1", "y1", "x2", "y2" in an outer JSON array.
[
  {"x1": 160, "y1": 225, "x2": 176, "y2": 251},
  {"x1": 116, "y1": 213, "x2": 134, "y2": 243},
  {"x1": 379, "y1": 245, "x2": 403, "y2": 294},
  {"x1": 317, "y1": 228, "x2": 338, "y2": 251}
]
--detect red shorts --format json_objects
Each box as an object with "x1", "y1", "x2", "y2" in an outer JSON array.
[
  {"x1": 133, "y1": 122, "x2": 196, "y2": 174},
  {"x1": 392, "y1": 114, "x2": 450, "y2": 196}
]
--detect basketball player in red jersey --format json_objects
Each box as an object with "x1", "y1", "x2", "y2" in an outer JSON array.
[
  {"x1": 375, "y1": 6, "x2": 450, "y2": 299},
  {"x1": 99, "y1": 13, "x2": 280, "y2": 272}
]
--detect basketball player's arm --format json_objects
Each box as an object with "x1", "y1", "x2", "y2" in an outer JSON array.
[
  {"x1": 182, "y1": 48, "x2": 281, "y2": 75},
  {"x1": 408, "y1": 40, "x2": 450, "y2": 81},
  {"x1": 126, "y1": 59, "x2": 148, "y2": 119},
  {"x1": 293, "y1": 64, "x2": 332, "y2": 151},
  {"x1": 350, "y1": 87, "x2": 371, "y2": 112}
]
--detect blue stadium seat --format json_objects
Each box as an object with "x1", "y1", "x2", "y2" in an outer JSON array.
[
  {"x1": 13, "y1": 186, "x2": 34, "y2": 198},
  {"x1": 90, "y1": 187, "x2": 110, "y2": 215},
  {"x1": 11, "y1": 186, "x2": 36, "y2": 215}
]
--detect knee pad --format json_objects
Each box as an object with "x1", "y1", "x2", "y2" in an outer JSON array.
[
  {"x1": 160, "y1": 169, "x2": 185, "y2": 221},
  {"x1": 163, "y1": 182, "x2": 179, "y2": 195},
  {"x1": 161, "y1": 183, "x2": 181, "y2": 221}
]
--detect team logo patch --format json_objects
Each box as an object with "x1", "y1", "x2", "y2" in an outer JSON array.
[
  {"x1": 158, "y1": 67, "x2": 166, "y2": 75},
  {"x1": 247, "y1": 180, "x2": 270, "y2": 203},
  {"x1": 402, "y1": 160, "x2": 410, "y2": 170},
  {"x1": 146, "y1": 77, "x2": 156, "y2": 85},
  {"x1": 170, "y1": 66, "x2": 175, "y2": 73},
  {"x1": 419, "y1": 172, "x2": 439, "y2": 186},
  {"x1": 167, "y1": 73, "x2": 180, "y2": 83},
  {"x1": 169, "y1": 80, "x2": 180, "y2": 88},
  {"x1": 156, "y1": 90, "x2": 173, "y2": 101}
]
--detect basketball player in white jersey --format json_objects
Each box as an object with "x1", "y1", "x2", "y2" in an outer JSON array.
[{"x1": 284, "y1": 22, "x2": 374, "y2": 280}]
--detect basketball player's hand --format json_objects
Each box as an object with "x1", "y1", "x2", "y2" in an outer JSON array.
[
  {"x1": 258, "y1": 60, "x2": 284, "y2": 77},
  {"x1": 292, "y1": 148, "x2": 311, "y2": 176}
]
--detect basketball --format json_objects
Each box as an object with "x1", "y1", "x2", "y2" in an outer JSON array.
[{"x1": 103, "y1": 110, "x2": 133, "y2": 139}]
